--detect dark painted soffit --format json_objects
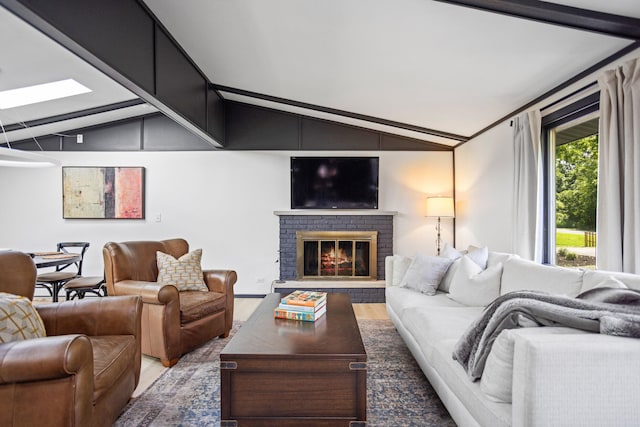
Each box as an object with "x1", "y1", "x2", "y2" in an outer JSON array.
[
  {"x1": 214, "y1": 84, "x2": 469, "y2": 143},
  {"x1": 434, "y1": 0, "x2": 640, "y2": 40}
]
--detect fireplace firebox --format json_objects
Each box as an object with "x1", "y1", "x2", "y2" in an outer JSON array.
[{"x1": 296, "y1": 231, "x2": 378, "y2": 280}]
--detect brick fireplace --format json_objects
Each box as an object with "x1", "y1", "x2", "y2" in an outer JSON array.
[{"x1": 275, "y1": 211, "x2": 395, "y2": 302}]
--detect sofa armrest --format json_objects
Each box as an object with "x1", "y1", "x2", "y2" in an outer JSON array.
[
  {"x1": 203, "y1": 269, "x2": 237, "y2": 335},
  {"x1": 512, "y1": 332, "x2": 640, "y2": 427},
  {"x1": 112, "y1": 280, "x2": 179, "y2": 304},
  {"x1": 0, "y1": 335, "x2": 93, "y2": 384},
  {"x1": 385, "y1": 256, "x2": 395, "y2": 288},
  {"x1": 203, "y1": 269, "x2": 237, "y2": 294},
  {"x1": 37, "y1": 295, "x2": 142, "y2": 337}
]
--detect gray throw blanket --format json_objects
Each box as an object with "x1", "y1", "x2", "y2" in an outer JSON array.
[{"x1": 452, "y1": 287, "x2": 640, "y2": 380}]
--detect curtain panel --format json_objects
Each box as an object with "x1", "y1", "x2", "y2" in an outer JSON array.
[
  {"x1": 597, "y1": 57, "x2": 640, "y2": 273},
  {"x1": 512, "y1": 110, "x2": 543, "y2": 262}
]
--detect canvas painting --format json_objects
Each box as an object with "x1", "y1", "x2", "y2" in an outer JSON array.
[{"x1": 63, "y1": 167, "x2": 145, "y2": 219}]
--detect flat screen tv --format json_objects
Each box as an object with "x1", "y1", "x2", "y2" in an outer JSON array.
[{"x1": 291, "y1": 157, "x2": 379, "y2": 209}]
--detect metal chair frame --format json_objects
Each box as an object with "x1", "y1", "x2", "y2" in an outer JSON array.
[{"x1": 36, "y1": 242, "x2": 90, "y2": 301}]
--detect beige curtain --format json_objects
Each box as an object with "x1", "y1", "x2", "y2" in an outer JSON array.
[
  {"x1": 512, "y1": 110, "x2": 543, "y2": 262},
  {"x1": 597, "y1": 57, "x2": 640, "y2": 273}
]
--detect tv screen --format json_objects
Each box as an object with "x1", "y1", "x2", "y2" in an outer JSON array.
[{"x1": 291, "y1": 157, "x2": 379, "y2": 209}]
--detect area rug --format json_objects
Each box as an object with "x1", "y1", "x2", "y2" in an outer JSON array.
[{"x1": 115, "y1": 320, "x2": 454, "y2": 426}]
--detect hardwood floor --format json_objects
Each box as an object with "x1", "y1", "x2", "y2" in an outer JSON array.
[{"x1": 133, "y1": 298, "x2": 388, "y2": 397}]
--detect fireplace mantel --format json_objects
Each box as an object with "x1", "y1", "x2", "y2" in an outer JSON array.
[{"x1": 274, "y1": 210, "x2": 398, "y2": 216}]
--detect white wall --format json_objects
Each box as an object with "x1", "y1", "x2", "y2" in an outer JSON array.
[
  {"x1": 453, "y1": 51, "x2": 640, "y2": 255},
  {"x1": 0, "y1": 150, "x2": 452, "y2": 294},
  {"x1": 454, "y1": 121, "x2": 514, "y2": 252}
]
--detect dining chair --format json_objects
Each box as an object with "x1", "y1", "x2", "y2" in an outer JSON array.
[
  {"x1": 36, "y1": 241, "x2": 90, "y2": 302},
  {"x1": 63, "y1": 275, "x2": 107, "y2": 300}
]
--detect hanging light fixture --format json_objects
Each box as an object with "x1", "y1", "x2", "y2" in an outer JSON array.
[
  {"x1": 0, "y1": 146, "x2": 60, "y2": 167},
  {"x1": 0, "y1": 117, "x2": 60, "y2": 168}
]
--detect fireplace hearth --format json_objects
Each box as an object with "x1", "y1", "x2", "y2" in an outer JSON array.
[{"x1": 296, "y1": 231, "x2": 377, "y2": 280}]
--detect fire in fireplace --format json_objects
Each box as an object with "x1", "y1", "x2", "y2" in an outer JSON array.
[{"x1": 296, "y1": 231, "x2": 377, "y2": 280}]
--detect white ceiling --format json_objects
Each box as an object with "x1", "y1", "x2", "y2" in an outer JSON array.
[{"x1": 1, "y1": 1, "x2": 639, "y2": 146}]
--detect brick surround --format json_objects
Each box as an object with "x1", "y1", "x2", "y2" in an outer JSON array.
[{"x1": 278, "y1": 214, "x2": 394, "y2": 280}]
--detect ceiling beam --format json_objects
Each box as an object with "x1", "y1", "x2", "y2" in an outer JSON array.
[
  {"x1": 215, "y1": 84, "x2": 469, "y2": 143},
  {"x1": 0, "y1": 99, "x2": 145, "y2": 133},
  {"x1": 433, "y1": 0, "x2": 640, "y2": 40}
]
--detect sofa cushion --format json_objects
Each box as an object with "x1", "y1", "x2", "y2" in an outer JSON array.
[
  {"x1": 402, "y1": 306, "x2": 483, "y2": 361},
  {"x1": 0, "y1": 292, "x2": 46, "y2": 343},
  {"x1": 386, "y1": 287, "x2": 466, "y2": 318},
  {"x1": 179, "y1": 291, "x2": 226, "y2": 324},
  {"x1": 480, "y1": 327, "x2": 590, "y2": 404},
  {"x1": 501, "y1": 257, "x2": 584, "y2": 297},
  {"x1": 400, "y1": 254, "x2": 453, "y2": 296},
  {"x1": 581, "y1": 270, "x2": 640, "y2": 292},
  {"x1": 448, "y1": 257, "x2": 503, "y2": 306},
  {"x1": 89, "y1": 335, "x2": 137, "y2": 401},
  {"x1": 157, "y1": 249, "x2": 208, "y2": 292}
]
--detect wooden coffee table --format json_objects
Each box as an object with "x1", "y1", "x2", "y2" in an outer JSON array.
[{"x1": 220, "y1": 293, "x2": 367, "y2": 427}]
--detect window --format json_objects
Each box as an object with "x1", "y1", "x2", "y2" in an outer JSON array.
[{"x1": 542, "y1": 93, "x2": 599, "y2": 267}]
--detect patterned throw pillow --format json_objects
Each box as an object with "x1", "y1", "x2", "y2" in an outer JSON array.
[
  {"x1": 0, "y1": 292, "x2": 47, "y2": 343},
  {"x1": 156, "y1": 249, "x2": 208, "y2": 292}
]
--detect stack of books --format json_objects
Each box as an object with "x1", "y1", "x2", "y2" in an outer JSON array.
[{"x1": 274, "y1": 290, "x2": 327, "y2": 322}]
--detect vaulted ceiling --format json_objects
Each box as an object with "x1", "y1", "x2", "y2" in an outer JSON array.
[{"x1": 1, "y1": 0, "x2": 639, "y2": 148}]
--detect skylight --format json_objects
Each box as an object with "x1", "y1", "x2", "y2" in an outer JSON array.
[{"x1": 0, "y1": 79, "x2": 91, "y2": 109}]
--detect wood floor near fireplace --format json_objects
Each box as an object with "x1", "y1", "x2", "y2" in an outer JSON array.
[{"x1": 271, "y1": 279, "x2": 385, "y2": 303}]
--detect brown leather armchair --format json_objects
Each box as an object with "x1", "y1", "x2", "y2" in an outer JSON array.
[
  {"x1": 0, "y1": 251, "x2": 142, "y2": 427},
  {"x1": 103, "y1": 238, "x2": 237, "y2": 367}
]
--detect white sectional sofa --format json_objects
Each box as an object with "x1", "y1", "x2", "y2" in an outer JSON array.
[{"x1": 385, "y1": 251, "x2": 640, "y2": 427}]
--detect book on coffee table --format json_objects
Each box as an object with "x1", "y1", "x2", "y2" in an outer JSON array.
[
  {"x1": 275, "y1": 290, "x2": 328, "y2": 322},
  {"x1": 274, "y1": 304, "x2": 327, "y2": 322},
  {"x1": 280, "y1": 290, "x2": 327, "y2": 307}
]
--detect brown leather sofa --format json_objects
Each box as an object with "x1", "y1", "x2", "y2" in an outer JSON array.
[
  {"x1": 0, "y1": 251, "x2": 142, "y2": 427},
  {"x1": 103, "y1": 238, "x2": 237, "y2": 367}
]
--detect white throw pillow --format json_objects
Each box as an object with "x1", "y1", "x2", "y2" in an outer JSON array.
[
  {"x1": 447, "y1": 256, "x2": 503, "y2": 306},
  {"x1": 400, "y1": 253, "x2": 453, "y2": 296},
  {"x1": 438, "y1": 243, "x2": 465, "y2": 293},
  {"x1": 441, "y1": 242, "x2": 464, "y2": 260},
  {"x1": 439, "y1": 258, "x2": 462, "y2": 293},
  {"x1": 157, "y1": 249, "x2": 208, "y2": 292},
  {"x1": 391, "y1": 255, "x2": 413, "y2": 287},
  {"x1": 467, "y1": 245, "x2": 489, "y2": 269}
]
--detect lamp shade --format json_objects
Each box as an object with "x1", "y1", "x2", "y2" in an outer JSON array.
[{"x1": 426, "y1": 197, "x2": 455, "y2": 218}]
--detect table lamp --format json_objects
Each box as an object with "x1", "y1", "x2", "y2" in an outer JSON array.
[{"x1": 426, "y1": 196, "x2": 455, "y2": 255}]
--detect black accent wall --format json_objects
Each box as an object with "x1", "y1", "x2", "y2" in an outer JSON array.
[
  {"x1": 9, "y1": 102, "x2": 452, "y2": 152},
  {"x1": 225, "y1": 102, "x2": 451, "y2": 151}
]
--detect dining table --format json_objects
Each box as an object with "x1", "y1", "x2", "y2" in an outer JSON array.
[{"x1": 30, "y1": 252, "x2": 82, "y2": 301}]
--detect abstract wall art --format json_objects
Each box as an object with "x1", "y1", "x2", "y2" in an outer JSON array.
[{"x1": 62, "y1": 167, "x2": 145, "y2": 219}]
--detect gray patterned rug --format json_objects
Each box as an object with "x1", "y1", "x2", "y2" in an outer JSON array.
[{"x1": 115, "y1": 320, "x2": 454, "y2": 426}]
